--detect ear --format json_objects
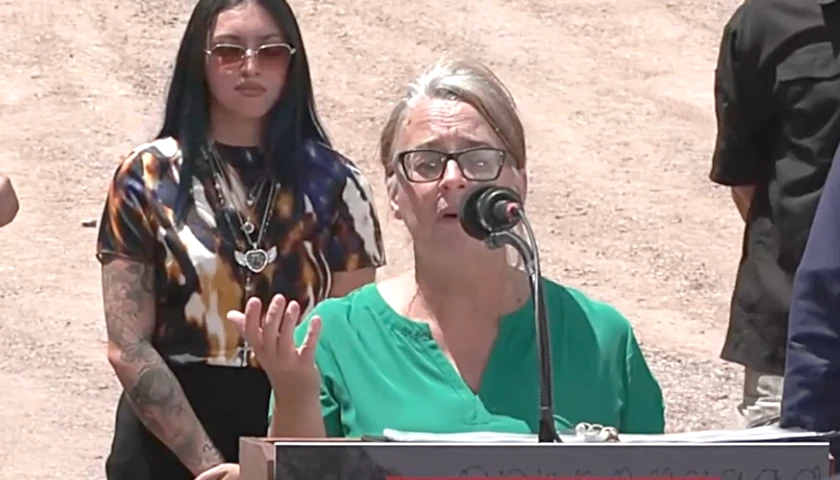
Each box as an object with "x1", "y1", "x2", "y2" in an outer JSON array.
[{"x1": 387, "y1": 175, "x2": 403, "y2": 220}]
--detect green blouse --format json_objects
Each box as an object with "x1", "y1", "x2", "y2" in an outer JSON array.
[{"x1": 269, "y1": 278, "x2": 665, "y2": 437}]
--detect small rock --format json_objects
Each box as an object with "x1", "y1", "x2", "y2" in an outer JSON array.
[{"x1": 81, "y1": 219, "x2": 97, "y2": 228}]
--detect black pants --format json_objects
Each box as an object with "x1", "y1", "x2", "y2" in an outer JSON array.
[{"x1": 105, "y1": 364, "x2": 270, "y2": 480}]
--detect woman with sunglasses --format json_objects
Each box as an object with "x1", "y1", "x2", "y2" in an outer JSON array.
[
  {"x1": 210, "y1": 59, "x2": 664, "y2": 479},
  {"x1": 94, "y1": 1, "x2": 385, "y2": 479}
]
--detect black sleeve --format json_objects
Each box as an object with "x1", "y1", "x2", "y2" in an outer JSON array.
[{"x1": 709, "y1": 7, "x2": 774, "y2": 186}]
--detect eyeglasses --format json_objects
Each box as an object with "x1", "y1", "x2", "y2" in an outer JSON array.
[
  {"x1": 397, "y1": 147, "x2": 508, "y2": 183},
  {"x1": 205, "y1": 43, "x2": 296, "y2": 70}
]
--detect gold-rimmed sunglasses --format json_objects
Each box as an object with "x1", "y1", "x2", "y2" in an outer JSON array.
[{"x1": 205, "y1": 43, "x2": 296, "y2": 70}]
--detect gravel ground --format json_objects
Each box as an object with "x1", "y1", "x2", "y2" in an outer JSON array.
[{"x1": 643, "y1": 344, "x2": 742, "y2": 432}]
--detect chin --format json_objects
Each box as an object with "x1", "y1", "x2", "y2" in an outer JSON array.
[
  {"x1": 219, "y1": 97, "x2": 276, "y2": 120},
  {"x1": 231, "y1": 106, "x2": 273, "y2": 120},
  {"x1": 434, "y1": 227, "x2": 488, "y2": 250}
]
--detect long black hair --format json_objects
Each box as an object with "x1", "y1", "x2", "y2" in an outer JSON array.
[{"x1": 158, "y1": 0, "x2": 330, "y2": 221}]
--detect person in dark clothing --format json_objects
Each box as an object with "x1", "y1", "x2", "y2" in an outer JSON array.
[
  {"x1": 710, "y1": 0, "x2": 840, "y2": 428},
  {"x1": 781, "y1": 146, "x2": 840, "y2": 451},
  {"x1": 95, "y1": 0, "x2": 386, "y2": 479}
]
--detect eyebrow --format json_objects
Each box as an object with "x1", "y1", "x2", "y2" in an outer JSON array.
[{"x1": 211, "y1": 33, "x2": 285, "y2": 43}]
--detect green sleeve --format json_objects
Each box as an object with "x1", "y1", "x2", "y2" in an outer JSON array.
[
  {"x1": 266, "y1": 302, "x2": 345, "y2": 437},
  {"x1": 620, "y1": 331, "x2": 666, "y2": 434}
]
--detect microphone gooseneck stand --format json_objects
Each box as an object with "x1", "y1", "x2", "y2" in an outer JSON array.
[{"x1": 484, "y1": 205, "x2": 560, "y2": 444}]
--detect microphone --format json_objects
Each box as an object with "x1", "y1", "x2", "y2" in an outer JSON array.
[
  {"x1": 458, "y1": 185, "x2": 561, "y2": 443},
  {"x1": 458, "y1": 185, "x2": 523, "y2": 241}
]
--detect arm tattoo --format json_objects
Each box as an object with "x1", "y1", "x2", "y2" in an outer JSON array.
[
  {"x1": 129, "y1": 363, "x2": 221, "y2": 468},
  {"x1": 102, "y1": 257, "x2": 224, "y2": 473},
  {"x1": 103, "y1": 260, "x2": 157, "y2": 363}
]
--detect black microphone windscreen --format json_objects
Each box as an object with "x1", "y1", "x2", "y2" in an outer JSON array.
[
  {"x1": 458, "y1": 185, "x2": 523, "y2": 241},
  {"x1": 481, "y1": 188, "x2": 522, "y2": 223},
  {"x1": 458, "y1": 185, "x2": 496, "y2": 241}
]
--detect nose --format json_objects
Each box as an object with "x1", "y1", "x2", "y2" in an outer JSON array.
[
  {"x1": 439, "y1": 159, "x2": 467, "y2": 190},
  {"x1": 241, "y1": 49, "x2": 259, "y2": 76}
]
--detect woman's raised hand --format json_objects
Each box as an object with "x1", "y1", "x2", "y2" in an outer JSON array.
[{"x1": 227, "y1": 294, "x2": 322, "y2": 400}]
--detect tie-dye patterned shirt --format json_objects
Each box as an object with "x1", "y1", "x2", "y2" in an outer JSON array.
[{"x1": 95, "y1": 136, "x2": 386, "y2": 368}]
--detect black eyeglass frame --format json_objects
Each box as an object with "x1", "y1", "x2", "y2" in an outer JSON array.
[{"x1": 395, "y1": 146, "x2": 509, "y2": 183}]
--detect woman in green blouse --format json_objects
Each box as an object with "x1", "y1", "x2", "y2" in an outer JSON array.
[{"x1": 227, "y1": 56, "x2": 665, "y2": 450}]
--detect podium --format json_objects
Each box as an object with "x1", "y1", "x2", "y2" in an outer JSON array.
[{"x1": 239, "y1": 437, "x2": 834, "y2": 480}]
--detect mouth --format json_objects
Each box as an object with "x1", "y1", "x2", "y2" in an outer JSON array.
[
  {"x1": 439, "y1": 212, "x2": 459, "y2": 222},
  {"x1": 235, "y1": 84, "x2": 266, "y2": 97}
]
